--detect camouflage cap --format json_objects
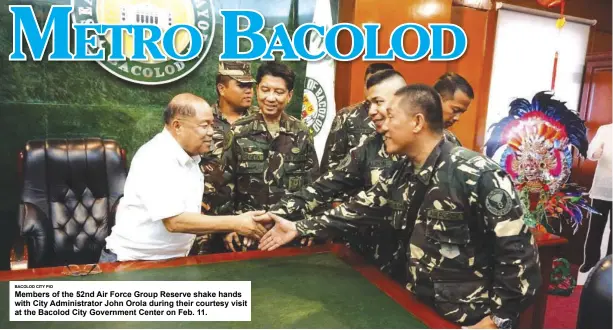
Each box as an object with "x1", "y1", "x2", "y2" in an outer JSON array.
[{"x1": 218, "y1": 61, "x2": 256, "y2": 83}]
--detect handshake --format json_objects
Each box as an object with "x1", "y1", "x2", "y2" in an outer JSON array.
[{"x1": 227, "y1": 211, "x2": 308, "y2": 251}]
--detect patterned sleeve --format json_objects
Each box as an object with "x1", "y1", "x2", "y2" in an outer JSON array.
[
  {"x1": 217, "y1": 129, "x2": 239, "y2": 215},
  {"x1": 293, "y1": 162, "x2": 401, "y2": 239},
  {"x1": 320, "y1": 109, "x2": 350, "y2": 173},
  {"x1": 477, "y1": 170, "x2": 541, "y2": 322},
  {"x1": 269, "y1": 143, "x2": 368, "y2": 220},
  {"x1": 200, "y1": 157, "x2": 228, "y2": 215},
  {"x1": 304, "y1": 129, "x2": 320, "y2": 184}
]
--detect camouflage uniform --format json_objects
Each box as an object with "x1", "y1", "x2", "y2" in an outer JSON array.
[
  {"x1": 294, "y1": 138, "x2": 541, "y2": 326},
  {"x1": 189, "y1": 104, "x2": 259, "y2": 255},
  {"x1": 444, "y1": 129, "x2": 462, "y2": 147},
  {"x1": 270, "y1": 134, "x2": 407, "y2": 282},
  {"x1": 320, "y1": 101, "x2": 376, "y2": 173},
  {"x1": 200, "y1": 103, "x2": 259, "y2": 214},
  {"x1": 201, "y1": 61, "x2": 259, "y2": 214},
  {"x1": 221, "y1": 111, "x2": 319, "y2": 249},
  {"x1": 316, "y1": 100, "x2": 384, "y2": 255},
  {"x1": 209, "y1": 103, "x2": 260, "y2": 158},
  {"x1": 192, "y1": 61, "x2": 258, "y2": 255}
]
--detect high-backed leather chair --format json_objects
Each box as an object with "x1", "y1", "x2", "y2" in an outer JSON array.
[
  {"x1": 18, "y1": 138, "x2": 127, "y2": 268},
  {"x1": 576, "y1": 254, "x2": 612, "y2": 329}
]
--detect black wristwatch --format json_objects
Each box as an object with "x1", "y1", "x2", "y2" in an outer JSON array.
[{"x1": 492, "y1": 315, "x2": 512, "y2": 329}]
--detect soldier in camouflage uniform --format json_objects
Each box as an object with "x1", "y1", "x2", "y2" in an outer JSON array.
[
  {"x1": 317, "y1": 63, "x2": 396, "y2": 257},
  {"x1": 220, "y1": 62, "x2": 319, "y2": 251},
  {"x1": 320, "y1": 62, "x2": 394, "y2": 173},
  {"x1": 191, "y1": 61, "x2": 258, "y2": 255},
  {"x1": 433, "y1": 72, "x2": 474, "y2": 147},
  {"x1": 201, "y1": 61, "x2": 259, "y2": 213},
  {"x1": 269, "y1": 69, "x2": 408, "y2": 283},
  {"x1": 259, "y1": 84, "x2": 541, "y2": 328}
]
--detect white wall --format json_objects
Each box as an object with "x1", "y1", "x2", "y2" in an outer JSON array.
[{"x1": 484, "y1": 9, "x2": 591, "y2": 140}]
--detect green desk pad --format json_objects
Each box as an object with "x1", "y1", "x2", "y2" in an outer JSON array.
[{"x1": 0, "y1": 253, "x2": 427, "y2": 328}]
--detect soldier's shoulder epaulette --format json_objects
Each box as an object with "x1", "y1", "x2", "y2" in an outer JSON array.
[
  {"x1": 285, "y1": 114, "x2": 310, "y2": 133},
  {"x1": 231, "y1": 114, "x2": 261, "y2": 135},
  {"x1": 232, "y1": 113, "x2": 257, "y2": 126},
  {"x1": 338, "y1": 101, "x2": 367, "y2": 115},
  {"x1": 444, "y1": 129, "x2": 462, "y2": 147},
  {"x1": 449, "y1": 147, "x2": 502, "y2": 172}
]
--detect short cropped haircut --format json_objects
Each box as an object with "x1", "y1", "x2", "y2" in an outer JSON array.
[
  {"x1": 433, "y1": 72, "x2": 474, "y2": 101},
  {"x1": 394, "y1": 84, "x2": 444, "y2": 133},
  {"x1": 215, "y1": 74, "x2": 233, "y2": 94},
  {"x1": 365, "y1": 69, "x2": 404, "y2": 90},
  {"x1": 163, "y1": 93, "x2": 208, "y2": 125},
  {"x1": 256, "y1": 62, "x2": 296, "y2": 92},
  {"x1": 364, "y1": 63, "x2": 394, "y2": 80}
]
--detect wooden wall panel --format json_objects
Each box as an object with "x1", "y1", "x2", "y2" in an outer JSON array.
[
  {"x1": 334, "y1": 0, "x2": 610, "y2": 152},
  {"x1": 588, "y1": 28, "x2": 612, "y2": 54},
  {"x1": 445, "y1": 7, "x2": 490, "y2": 151},
  {"x1": 561, "y1": 52, "x2": 612, "y2": 265},
  {"x1": 472, "y1": 8, "x2": 498, "y2": 152},
  {"x1": 449, "y1": 2, "x2": 610, "y2": 151},
  {"x1": 335, "y1": 0, "x2": 453, "y2": 109},
  {"x1": 334, "y1": 0, "x2": 357, "y2": 110},
  {"x1": 572, "y1": 52, "x2": 613, "y2": 189}
]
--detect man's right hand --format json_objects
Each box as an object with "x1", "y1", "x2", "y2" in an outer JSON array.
[
  {"x1": 234, "y1": 210, "x2": 269, "y2": 239},
  {"x1": 258, "y1": 212, "x2": 299, "y2": 251}
]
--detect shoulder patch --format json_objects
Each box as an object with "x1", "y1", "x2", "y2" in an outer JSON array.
[
  {"x1": 338, "y1": 154, "x2": 352, "y2": 169},
  {"x1": 485, "y1": 188, "x2": 513, "y2": 216}
]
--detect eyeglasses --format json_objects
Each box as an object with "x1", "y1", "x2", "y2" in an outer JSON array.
[{"x1": 62, "y1": 264, "x2": 102, "y2": 276}]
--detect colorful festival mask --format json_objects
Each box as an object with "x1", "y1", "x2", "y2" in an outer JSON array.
[{"x1": 484, "y1": 91, "x2": 596, "y2": 231}]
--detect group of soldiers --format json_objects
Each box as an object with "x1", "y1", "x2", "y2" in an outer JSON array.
[
  {"x1": 190, "y1": 60, "x2": 541, "y2": 328},
  {"x1": 191, "y1": 61, "x2": 465, "y2": 256},
  {"x1": 193, "y1": 61, "x2": 320, "y2": 252}
]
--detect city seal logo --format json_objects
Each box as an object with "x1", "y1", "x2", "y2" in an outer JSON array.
[
  {"x1": 301, "y1": 77, "x2": 328, "y2": 136},
  {"x1": 71, "y1": 0, "x2": 215, "y2": 85}
]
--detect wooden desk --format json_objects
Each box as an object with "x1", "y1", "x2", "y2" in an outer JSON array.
[
  {"x1": 519, "y1": 229, "x2": 569, "y2": 329},
  {"x1": 4, "y1": 230, "x2": 567, "y2": 328},
  {"x1": 0, "y1": 244, "x2": 457, "y2": 329}
]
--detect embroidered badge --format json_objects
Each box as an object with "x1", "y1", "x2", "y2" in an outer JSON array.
[
  {"x1": 288, "y1": 177, "x2": 302, "y2": 191},
  {"x1": 338, "y1": 154, "x2": 352, "y2": 169},
  {"x1": 485, "y1": 188, "x2": 512, "y2": 216}
]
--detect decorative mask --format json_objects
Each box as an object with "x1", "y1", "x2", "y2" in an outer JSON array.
[
  {"x1": 484, "y1": 91, "x2": 595, "y2": 231},
  {"x1": 485, "y1": 91, "x2": 587, "y2": 190}
]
